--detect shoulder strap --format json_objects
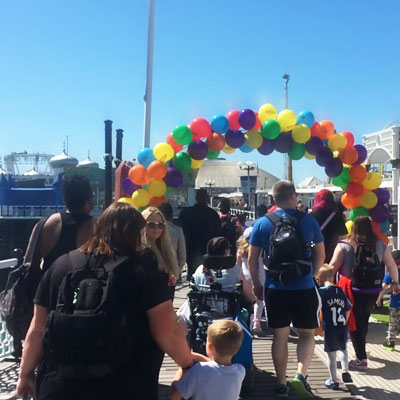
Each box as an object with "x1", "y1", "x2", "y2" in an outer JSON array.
[
  {"x1": 68, "y1": 250, "x2": 129, "y2": 272},
  {"x1": 320, "y1": 211, "x2": 336, "y2": 231},
  {"x1": 24, "y1": 216, "x2": 49, "y2": 264},
  {"x1": 265, "y1": 212, "x2": 280, "y2": 226}
]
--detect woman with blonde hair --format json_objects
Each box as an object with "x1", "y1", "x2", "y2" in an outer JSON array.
[{"x1": 142, "y1": 206, "x2": 179, "y2": 300}]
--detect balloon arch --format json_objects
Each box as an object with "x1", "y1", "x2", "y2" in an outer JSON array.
[{"x1": 118, "y1": 103, "x2": 390, "y2": 244}]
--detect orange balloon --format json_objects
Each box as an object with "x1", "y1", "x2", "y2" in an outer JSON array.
[
  {"x1": 339, "y1": 147, "x2": 358, "y2": 165},
  {"x1": 349, "y1": 165, "x2": 367, "y2": 183},
  {"x1": 148, "y1": 160, "x2": 168, "y2": 180},
  {"x1": 166, "y1": 132, "x2": 183, "y2": 153},
  {"x1": 341, "y1": 193, "x2": 361, "y2": 209},
  {"x1": 207, "y1": 132, "x2": 225, "y2": 151},
  {"x1": 319, "y1": 120, "x2": 335, "y2": 140},
  {"x1": 128, "y1": 165, "x2": 150, "y2": 186},
  {"x1": 378, "y1": 233, "x2": 389, "y2": 245},
  {"x1": 149, "y1": 195, "x2": 166, "y2": 207}
]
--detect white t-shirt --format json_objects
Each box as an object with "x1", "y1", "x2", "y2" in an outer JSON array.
[
  {"x1": 174, "y1": 360, "x2": 245, "y2": 400},
  {"x1": 241, "y1": 256, "x2": 265, "y2": 284},
  {"x1": 192, "y1": 264, "x2": 242, "y2": 291}
]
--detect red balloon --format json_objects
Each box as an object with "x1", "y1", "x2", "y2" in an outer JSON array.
[
  {"x1": 149, "y1": 195, "x2": 166, "y2": 207},
  {"x1": 166, "y1": 132, "x2": 183, "y2": 153},
  {"x1": 346, "y1": 181, "x2": 364, "y2": 197},
  {"x1": 207, "y1": 132, "x2": 225, "y2": 151},
  {"x1": 129, "y1": 165, "x2": 150, "y2": 186},
  {"x1": 371, "y1": 220, "x2": 381, "y2": 235},
  {"x1": 188, "y1": 118, "x2": 212, "y2": 140},
  {"x1": 148, "y1": 160, "x2": 168, "y2": 180},
  {"x1": 254, "y1": 112, "x2": 262, "y2": 130},
  {"x1": 342, "y1": 131, "x2": 354, "y2": 148},
  {"x1": 226, "y1": 110, "x2": 241, "y2": 130},
  {"x1": 339, "y1": 147, "x2": 359, "y2": 165},
  {"x1": 349, "y1": 165, "x2": 367, "y2": 182},
  {"x1": 311, "y1": 122, "x2": 324, "y2": 139}
]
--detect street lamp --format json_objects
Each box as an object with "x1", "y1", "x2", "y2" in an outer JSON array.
[
  {"x1": 238, "y1": 161, "x2": 256, "y2": 209},
  {"x1": 282, "y1": 73, "x2": 293, "y2": 182},
  {"x1": 204, "y1": 179, "x2": 216, "y2": 196}
]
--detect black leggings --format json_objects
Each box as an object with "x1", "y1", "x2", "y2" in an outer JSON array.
[{"x1": 349, "y1": 291, "x2": 378, "y2": 361}]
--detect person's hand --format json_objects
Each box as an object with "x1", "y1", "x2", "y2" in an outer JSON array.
[
  {"x1": 16, "y1": 373, "x2": 35, "y2": 399},
  {"x1": 169, "y1": 275, "x2": 177, "y2": 286},
  {"x1": 253, "y1": 282, "x2": 264, "y2": 300},
  {"x1": 392, "y1": 283, "x2": 400, "y2": 295},
  {"x1": 376, "y1": 298, "x2": 382, "y2": 307}
]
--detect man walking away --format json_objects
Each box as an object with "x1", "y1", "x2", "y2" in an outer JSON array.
[
  {"x1": 249, "y1": 180, "x2": 325, "y2": 398},
  {"x1": 179, "y1": 189, "x2": 221, "y2": 280}
]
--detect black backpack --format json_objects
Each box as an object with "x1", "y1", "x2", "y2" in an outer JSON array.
[
  {"x1": 43, "y1": 250, "x2": 133, "y2": 379},
  {"x1": 264, "y1": 211, "x2": 312, "y2": 282},
  {"x1": 352, "y1": 242, "x2": 384, "y2": 290},
  {"x1": 0, "y1": 217, "x2": 48, "y2": 356}
]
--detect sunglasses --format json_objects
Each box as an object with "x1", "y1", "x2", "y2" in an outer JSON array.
[{"x1": 146, "y1": 221, "x2": 165, "y2": 229}]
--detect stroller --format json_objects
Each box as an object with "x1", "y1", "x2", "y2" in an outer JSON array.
[{"x1": 187, "y1": 254, "x2": 255, "y2": 393}]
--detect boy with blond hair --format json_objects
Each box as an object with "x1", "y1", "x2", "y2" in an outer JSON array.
[
  {"x1": 317, "y1": 265, "x2": 352, "y2": 390},
  {"x1": 171, "y1": 320, "x2": 245, "y2": 400}
]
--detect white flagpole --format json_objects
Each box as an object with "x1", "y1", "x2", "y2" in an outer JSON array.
[{"x1": 143, "y1": 0, "x2": 155, "y2": 148}]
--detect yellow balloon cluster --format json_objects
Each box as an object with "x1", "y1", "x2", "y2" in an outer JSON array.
[
  {"x1": 245, "y1": 129, "x2": 263, "y2": 149},
  {"x1": 360, "y1": 191, "x2": 378, "y2": 209},
  {"x1": 258, "y1": 103, "x2": 277, "y2": 122},
  {"x1": 191, "y1": 158, "x2": 204, "y2": 169},
  {"x1": 223, "y1": 144, "x2": 236, "y2": 154},
  {"x1": 328, "y1": 134, "x2": 347, "y2": 151},
  {"x1": 277, "y1": 109, "x2": 297, "y2": 131},
  {"x1": 153, "y1": 143, "x2": 174, "y2": 162},
  {"x1": 148, "y1": 179, "x2": 167, "y2": 197},
  {"x1": 345, "y1": 220, "x2": 353, "y2": 234},
  {"x1": 132, "y1": 188, "x2": 150, "y2": 207},
  {"x1": 292, "y1": 124, "x2": 311, "y2": 144},
  {"x1": 362, "y1": 172, "x2": 382, "y2": 190}
]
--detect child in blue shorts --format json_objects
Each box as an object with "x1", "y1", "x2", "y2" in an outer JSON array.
[
  {"x1": 317, "y1": 265, "x2": 353, "y2": 390},
  {"x1": 376, "y1": 250, "x2": 400, "y2": 351}
]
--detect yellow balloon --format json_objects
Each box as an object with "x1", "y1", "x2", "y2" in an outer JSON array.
[
  {"x1": 223, "y1": 144, "x2": 236, "y2": 154},
  {"x1": 360, "y1": 191, "x2": 378, "y2": 209},
  {"x1": 345, "y1": 220, "x2": 353, "y2": 234},
  {"x1": 304, "y1": 151, "x2": 315, "y2": 160},
  {"x1": 148, "y1": 180, "x2": 167, "y2": 197},
  {"x1": 328, "y1": 134, "x2": 347, "y2": 151},
  {"x1": 191, "y1": 158, "x2": 204, "y2": 169},
  {"x1": 258, "y1": 103, "x2": 277, "y2": 123},
  {"x1": 277, "y1": 109, "x2": 297, "y2": 131},
  {"x1": 362, "y1": 172, "x2": 382, "y2": 190},
  {"x1": 292, "y1": 124, "x2": 311, "y2": 144},
  {"x1": 131, "y1": 188, "x2": 150, "y2": 207},
  {"x1": 118, "y1": 197, "x2": 136, "y2": 206},
  {"x1": 245, "y1": 129, "x2": 263, "y2": 149},
  {"x1": 153, "y1": 143, "x2": 175, "y2": 162}
]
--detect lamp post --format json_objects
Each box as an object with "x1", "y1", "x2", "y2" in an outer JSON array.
[
  {"x1": 238, "y1": 161, "x2": 256, "y2": 209},
  {"x1": 282, "y1": 73, "x2": 293, "y2": 182},
  {"x1": 204, "y1": 179, "x2": 215, "y2": 195}
]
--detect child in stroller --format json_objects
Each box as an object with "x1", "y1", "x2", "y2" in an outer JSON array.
[{"x1": 187, "y1": 237, "x2": 255, "y2": 392}]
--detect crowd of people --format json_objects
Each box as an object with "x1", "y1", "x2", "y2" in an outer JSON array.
[{"x1": 15, "y1": 175, "x2": 400, "y2": 399}]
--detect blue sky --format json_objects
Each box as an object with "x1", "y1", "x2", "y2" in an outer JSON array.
[{"x1": 1, "y1": 0, "x2": 399, "y2": 183}]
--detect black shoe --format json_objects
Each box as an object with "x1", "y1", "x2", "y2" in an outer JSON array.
[
  {"x1": 383, "y1": 340, "x2": 395, "y2": 351},
  {"x1": 342, "y1": 371, "x2": 353, "y2": 383},
  {"x1": 275, "y1": 383, "x2": 289, "y2": 398}
]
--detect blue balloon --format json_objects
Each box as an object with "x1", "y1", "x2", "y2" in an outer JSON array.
[
  {"x1": 239, "y1": 143, "x2": 253, "y2": 153},
  {"x1": 297, "y1": 110, "x2": 315, "y2": 128},
  {"x1": 137, "y1": 147, "x2": 155, "y2": 167},
  {"x1": 379, "y1": 220, "x2": 390, "y2": 235},
  {"x1": 211, "y1": 114, "x2": 229, "y2": 133}
]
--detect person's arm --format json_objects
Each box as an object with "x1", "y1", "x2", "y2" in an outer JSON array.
[
  {"x1": 16, "y1": 305, "x2": 48, "y2": 398},
  {"x1": 236, "y1": 254, "x2": 242, "y2": 266},
  {"x1": 313, "y1": 242, "x2": 325, "y2": 276},
  {"x1": 248, "y1": 245, "x2": 262, "y2": 299},
  {"x1": 240, "y1": 272, "x2": 256, "y2": 302},
  {"x1": 376, "y1": 282, "x2": 389, "y2": 307},
  {"x1": 329, "y1": 244, "x2": 344, "y2": 276},
  {"x1": 177, "y1": 229, "x2": 187, "y2": 271},
  {"x1": 147, "y1": 300, "x2": 193, "y2": 368},
  {"x1": 382, "y1": 247, "x2": 400, "y2": 295},
  {"x1": 345, "y1": 310, "x2": 350, "y2": 322}
]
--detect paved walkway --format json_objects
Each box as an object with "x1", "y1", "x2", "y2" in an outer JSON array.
[{"x1": 0, "y1": 281, "x2": 399, "y2": 399}]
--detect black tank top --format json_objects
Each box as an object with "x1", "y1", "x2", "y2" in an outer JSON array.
[{"x1": 42, "y1": 211, "x2": 92, "y2": 271}]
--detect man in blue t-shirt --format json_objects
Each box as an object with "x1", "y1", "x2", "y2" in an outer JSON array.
[{"x1": 249, "y1": 180, "x2": 325, "y2": 398}]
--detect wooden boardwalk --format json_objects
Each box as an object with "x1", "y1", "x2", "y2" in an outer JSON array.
[{"x1": 159, "y1": 282, "x2": 357, "y2": 399}]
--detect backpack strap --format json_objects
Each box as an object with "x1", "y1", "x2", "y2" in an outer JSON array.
[
  {"x1": 320, "y1": 211, "x2": 336, "y2": 231},
  {"x1": 24, "y1": 216, "x2": 49, "y2": 264},
  {"x1": 265, "y1": 212, "x2": 281, "y2": 226}
]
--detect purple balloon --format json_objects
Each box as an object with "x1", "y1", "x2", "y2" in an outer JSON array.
[
  {"x1": 238, "y1": 109, "x2": 256, "y2": 130},
  {"x1": 316, "y1": 147, "x2": 333, "y2": 167},
  {"x1": 257, "y1": 138, "x2": 275, "y2": 155},
  {"x1": 274, "y1": 132, "x2": 293, "y2": 153},
  {"x1": 325, "y1": 158, "x2": 343, "y2": 177},
  {"x1": 305, "y1": 136, "x2": 323, "y2": 155},
  {"x1": 164, "y1": 167, "x2": 183, "y2": 188},
  {"x1": 370, "y1": 204, "x2": 390, "y2": 222},
  {"x1": 188, "y1": 140, "x2": 208, "y2": 160},
  {"x1": 373, "y1": 188, "x2": 390, "y2": 204},
  {"x1": 121, "y1": 178, "x2": 140, "y2": 196},
  {"x1": 225, "y1": 129, "x2": 245, "y2": 148},
  {"x1": 353, "y1": 144, "x2": 368, "y2": 165}
]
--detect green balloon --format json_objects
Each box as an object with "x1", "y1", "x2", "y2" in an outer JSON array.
[
  {"x1": 349, "y1": 206, "x2": 369, "y2": 221},
  {"x1": 288, "y1": 142, "x2": 305, "y2": 160},
  {"x1": 261, "y1": 120, "x2": 281, "y2": 139},
  {"x1": 332, "y1": 176, "x2": 347, "y2": 190},
  {"x1": 172, "y1": 125, "x2": 193, "y2": 145},
  {"x1": 165, "y1": 186, "x2": 172, "y2": 194},
  {"x1": 338, "y1": 166, "x2": 350, "y2": 183},
  {"x1": 207, "y1": 149, "x2": 220, "y2": 159},
  {"x1": 173, "y1": 152, "x2": 191, "y2": 170}
]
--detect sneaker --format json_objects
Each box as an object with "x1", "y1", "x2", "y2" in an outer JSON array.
[
  {"x1": 341, "y1": 371, "x2": 353, "y2": 383},
  {"x1": 290, "y1": 373, "x2": 314, "y2": 398},
  {"x1": 252, "y1": 322, "x2": 262, "y2": 334},
  {"x1": 275, "y1": 383, "x2": 289, "y2": 398},
  {"x1": 324, "y1": 378, "x2": 339, "y2": 390},
  {"x1": 383, "y1": 340, "x2": 395, "y2": 351},
  {"x1": 349, "y1": 359, "x2": 367, "y2": 370}
]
